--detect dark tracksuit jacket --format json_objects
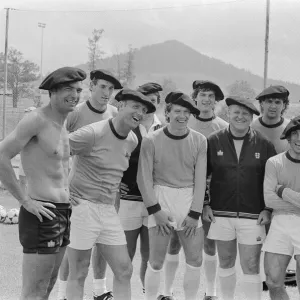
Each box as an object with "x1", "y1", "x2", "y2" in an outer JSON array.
[
  {"x1": 207, "y1": 127, "x2": 276, "y2": 219},
  {"x1": 121, "y1": 124, "x2": 162, "y2": 201}
]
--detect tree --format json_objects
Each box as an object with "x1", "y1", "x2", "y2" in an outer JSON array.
[
  {"x1": 161, "y1": 78, "x2": 177, "y2": 102},
  {"x1": 122, "y1": 45, "x2": 136, "y2": 88},
  {"x1": 227, "y1": 80, "x2": 256, "y2": 98},
  {"x1": 88, "y1": 29, "x2": 105, "y2": 72},
  {"x1": 0, "y1": 47, "x2": 39, "y2": 107}
]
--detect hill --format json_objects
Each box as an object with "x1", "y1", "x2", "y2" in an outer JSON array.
[{"x1": 77, "y1": 40, "x2": 300, "y2": 101}]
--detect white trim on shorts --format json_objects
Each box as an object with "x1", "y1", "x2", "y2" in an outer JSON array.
[
  {"x1": 147, "y1": 185, "x2": 202, "y2": 230},
  {"x1": 69, "y1": 198, "x2": 126, "y2": 250}
]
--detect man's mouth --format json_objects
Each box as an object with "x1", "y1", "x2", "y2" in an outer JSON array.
[{"x1": 65, "y1": 99, "x2": 77, "y2": 105}]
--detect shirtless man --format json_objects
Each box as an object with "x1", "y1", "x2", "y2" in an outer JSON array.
[{"x1": 0, "y1": 67, "x2": 86, "y2": 300}]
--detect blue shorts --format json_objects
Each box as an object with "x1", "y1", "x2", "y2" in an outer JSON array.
[{"x1": 18, "y1": 202, "x2": 71, "y2": 254}]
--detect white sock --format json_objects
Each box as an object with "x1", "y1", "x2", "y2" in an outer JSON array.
[
  {"x1": 57, "y1": 280, "x2": 67, "y2": 300},
  {"x1": 145, "y1": 262, "x2": 162, "y2": 300},
  {"x1": 163, "y1": 253, "x2": 180, "y2": 296},
  {"x1": 241, "y1": 274, "x2": 262, "y2": 300},
  {"x1": 93, "y1": 278, "x2": 107, "y2": 296},
  {"x1": 203, "y1": 253, "x2": 217, "y2": 296},
  {"x1": 218, "y1": 267, "x2": 236, "y2": 300},
  {"x1": 183, "y1": 263, "x2": 201, "y2": 300}
]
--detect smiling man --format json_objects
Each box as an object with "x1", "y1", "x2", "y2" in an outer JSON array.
[
  {"x1": 137, "y1": 91, "x2": 207, "y2": 300},
  {"x1": 252, "y1": 85, "x2": 290, "y2": 154},
  {"x1": 66, "y1": 89, "x2": 156, "y2": 300},
  {"x1": 203, "y1": 96, "x2": 276, "y2": 300},
  {"x1": 0, "y1": 67, "x2": 86, "y2": 300},
  {"x1": 119, "y1": 82, "x2": 163, "y2": 293},
  {"x1": 263, "y1": 116, "x2": 300, "y2": 300},
  {"x1": 57, "y1": 69, "x2": 123, "y2": 300}
]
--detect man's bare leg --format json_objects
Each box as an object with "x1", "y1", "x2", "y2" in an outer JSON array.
[
  {"x1": 21, "y1": 247, "x2": 66, "y2": 300},
  {"x1": 239, "y1": 243, "x2": 262, "y2": 300},
  {"x1": 163, "y1": 230, "x2": 181, "y2": 297},
  {"x1": 92, "y1": 245, "x2": 109, "y2": 296},
  {"x1": 216, "y1": 239, "x2": 237, "y2": 300},
  {"x1": 177, "y1": 228, "x2": 204, "y2": 300},
  {"x1": 146, "y1": 227, "x2": 171, "y2": 300},
  {"x1": 124, "y1": 226, "x2": 149, "y2": 288},
  {"x1": 96, "y1": 244, "x2": 133, "y2": 300},
  {"x1": 57, "y1": 254, "x2": 68, "y2": 300},
  {"x1": 265, "y1": 252, "x2": 290, "y2": 300},
  {"x1": 66, "y1": 247, "x2": 92, "y2": 300},
  {"x1": 295, "y1": 255, "x2": 300, "y2": 295},
  {"x1": 139, "y1": 225, "x2": 150, "y2": 288}
]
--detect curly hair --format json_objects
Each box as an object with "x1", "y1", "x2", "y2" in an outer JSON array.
[
  {"x1": 191, "y1": 87, "x2": 215, "y2": 101},
  {"x1": 164, "y1": 103, "x2": 173, "y2": 123},
  {"x1": 258, "y1": 96, "x2": 290, "y2": 115}
]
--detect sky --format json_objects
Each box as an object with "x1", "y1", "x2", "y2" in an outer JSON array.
[{"x1": 0, "y1": 0, "x2": 299, "y2": 84}]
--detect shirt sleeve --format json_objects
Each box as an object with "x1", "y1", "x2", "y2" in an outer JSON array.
[
  {"x1": 282, "y1": 188, "x2": 300, "y2": 208},
  {"x1": 137, "y1": 136, "x2": 158, "y2": 208},
  {"x1": 69, "y1": 125, "x2": 95, "y2": 156},
  {"x1": 264, "y1": 159, "x2": 296, "y2": 211},
  {"x1": 190, "y1": 138, "x2": 207, "y2": 213}
]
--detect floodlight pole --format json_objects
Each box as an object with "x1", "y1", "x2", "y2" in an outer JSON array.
[
  {"x1": 38, "y1": 22, "x2": 46, "y2": 79},
  {"x1": 263, "y1": 0, "x2": 270, "y2": 89},
  {"x1": 2, "y1": 8, "x2": 10, "y2": 139}
]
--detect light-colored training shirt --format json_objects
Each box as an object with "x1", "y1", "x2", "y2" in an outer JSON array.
[
  {"x1": 251, "y1": 117, "x2": 290, "y2": 154},
  {"x1": 137, "y1": 126, "x2": 207, "y2": 213},
  {"x1": 188, "y1": 115, "x2": 228, "y2": 138},
  {"x1": 264, "y1": 151, "x2": 300, "y2": 217},
  {"x1": 66, "y1": 101, "x2": 118, "y2": 133},
  {"x1": 69, "y1": 119, "x2": 138, "y2": 205}
]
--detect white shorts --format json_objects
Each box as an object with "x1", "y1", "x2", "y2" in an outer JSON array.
[
  {"x1": 69, "y1": 199, "x2": 127, "y2": 250},
  {"x1": 263, "y1": 214, "x2": 300, "y2": 256},
  {"x1": 147, "y1": 185, "x2": 202, "y2": 231},
  {"x1": 207, "y1": 217, "x2": 266, "y2": 245},
  {"x1": 119, "y1": 199, "x2": 148, "y2": 231}
]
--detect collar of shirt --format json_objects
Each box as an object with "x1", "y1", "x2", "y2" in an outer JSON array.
[{"x1": 139, "y1": 114, "x2": 161, "y2": 137}]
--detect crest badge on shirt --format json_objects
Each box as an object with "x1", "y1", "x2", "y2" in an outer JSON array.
[
  {"x1": 125, "y1": 152, "x2": 130, "y2": 159},
  {"x1": 255, "y1": 152, "x2": 260, "y2": 159},
  {"x1": 217, "y1": 150, "x2": 223, "y2": 156}
]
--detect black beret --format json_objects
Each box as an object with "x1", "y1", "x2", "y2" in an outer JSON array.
[
  {"x1": 226, "y1": 96, "x2": 260, "y2": 116},
  {"x1": 137, "y1": 82, "x2": 163, "y2": 95},
  {"x1": 256, "y1": 85, "x2": 289, "y2": 101},
  {"x1": 192, "y1": 80, "x2": 224, "y2": 101},
  {"x1": 39, "y1": 67, "x2": 86, "y2": 90},
  {"x1": 165, "y1": 91, "x2": 200, "y2": 115},
  {"x1": 115, "y1": 89, "x2": 156, "y2": 114},
  {"x1": 280, "y1": 116, "x2": 300, "y2": 140},
  {"x1": 90, "y1": 69, "x2": 123, "y2": 89}
]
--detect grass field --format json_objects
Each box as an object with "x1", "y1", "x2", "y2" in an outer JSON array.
[{"x1": 0, "y1": 191, "x2": 298, "y2": 300}]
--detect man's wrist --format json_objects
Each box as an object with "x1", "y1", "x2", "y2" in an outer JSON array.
[
  {"x1": 147, "y1": 203, "x2": 161, "y2": 215},
  {"x1": 188, "y1": 210, "x2": 201, "y2": 220},
  {"x1": 277, "y1": 186, "x2": 285, "y2": 198},
  {"x1": 263, "y1": 207, "x2": 273, "y2": 213}
]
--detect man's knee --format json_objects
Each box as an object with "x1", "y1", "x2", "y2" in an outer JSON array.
[
  {"x1": 149, "y1": 257, "x2": 165, "y2": 271},
  {"x1": 114, "y1": 260, "x2": 133, "y2": 282},
  {"x1": 69, "y1": 254, "x2": 90, "y2": 281},
  {"x1": 219, "y1": 252, "x2": 236, "y2": 268},
  {"x1": 265, "y1": 273, "x2": 285, "y2": 290},
  {"x1": 168, "y1": 232, "x2": 181, "y2": 255},
  {"x1": 204, "y1": 237, "x2": 216, "y2": 256},
  {"x1": 241, "y1": 255, "x2": 260, "y2": 274}
]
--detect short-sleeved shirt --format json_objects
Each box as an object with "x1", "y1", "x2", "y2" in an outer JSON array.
[
  {"x1": 251, "y1": 117, "x2": 290, "y2": 154},
  {"x1": 188, "y1": 115, "x2": 228, "y2": 138},
  {"x1": 69, "y1": 119, "x2": 138, "y2": 205},
  {"x1": 66, "y1": 100, "x2": 118, "y2": 133}
]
